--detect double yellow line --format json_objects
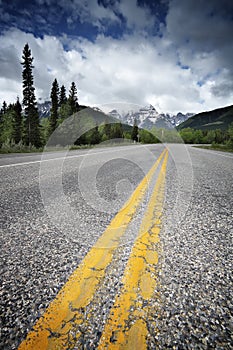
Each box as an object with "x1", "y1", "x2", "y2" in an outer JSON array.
[{"x1": 18, "y1": 148, "x2": 168, "y2": 350}]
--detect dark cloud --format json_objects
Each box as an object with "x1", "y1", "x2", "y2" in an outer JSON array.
[
  {"x1": 166, "y1": 0, "x2": 233, "y2": 51},
  {"x1": 0, "y1": 44, "x2": 21, "y2": 80},
  {"x1": 166, "y1": 0, "x2": 233, "y2": 99},
  {"x1": 0, "y1": 0, "x2": 166, "y2": 38},
  {"x1": 211, "y1": 81, "x2": 233, "y2": 98}
]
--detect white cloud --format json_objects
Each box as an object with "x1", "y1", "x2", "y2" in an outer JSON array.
[
  {"x1": 52, "y1": 0, "x2": 155, "y2": 32},
  {"x1": 0, "y1": 27, "x2": 232, "y2": 114},
  {"x1": 118, "y1": 0, "x2": 155, "y2": 31},
  {"x1": 53, "y1": 0, "x2": 120, "y2": 30}
]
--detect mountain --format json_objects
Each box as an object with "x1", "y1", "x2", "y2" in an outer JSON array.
[
  {"x1": 37, "y1": 101, "x2": 88, "y2": 118},
  {"x1": 37, "y1": 101, "x2": 193, "y2": 130},
  {"x1": 108, "y1": 105, "x2": 193, "y2": 130},
  {"x1": 171, "y1": 112, "x2": 194, "y2": 127},
  {"x1": 177, "y1": 104, "x2": 233, "y2": 131},
  {"x1": 38, "y1": 100, "x2": 51, "y2": 118}
]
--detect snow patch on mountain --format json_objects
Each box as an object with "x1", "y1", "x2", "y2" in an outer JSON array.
[
  {"x1": 38, "y1": 100, "x2": 51, "y2": 118},
  {"x1": 107, "y1": 105, "x2": 193, "y2": 129}
]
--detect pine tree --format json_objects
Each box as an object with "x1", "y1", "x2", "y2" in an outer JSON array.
[
  {"x1": 90, "y1": 125, "x2": 101, "y2": 145},
  {"x1": 13, "y1": 98, "x2": 23, "y2": 144},
  {"x1": 68, "y1": 82, "x2": 78, "y2": 114},
  {"x1": 0, "y1": 104, "x2": 15, "y2": 145},
  {"x1": 21, "y1": 43, "x2": 41, "y2": 147},
  {"x1": 49, "y1": 78, "x2": 59, "y2": 134},
  {"x1": 228, "y1": 123, "x2": 233, "y2": 148},
  {"x1": 103, "y1": 120, "x2": 112, "y2": 140},
  {"x1": 131, "y1": 118, "x2": 138, "y2": 142},
  {"x1": 1, "y1": 101, "x2": 7, "y2": 114},
  {"x1": 111, "y1": 122, "x2": 124, "y2": 139},
  {"x1": 59, "y1": 85, "x2": 67, "y2": 106}
]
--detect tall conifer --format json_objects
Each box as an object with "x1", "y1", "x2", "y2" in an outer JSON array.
[
  {"x1": 131, "y1": 118, "x2": 138, "y2": 142},
  {"x1": 68, "y1": 82, "x2": 78, "y2": 114},
  {"x1": 49, "y1": 78, "x2": 59, "y2": 134},
  {"x1": 21, "y1": 43, "x2": 41, "y2": 147},
  {"x1": 59, "y1": 85, "x2": 67, "y2": 106},
  {"x1": 13, "y1": 98, "x2": 23, "y2": 144}
]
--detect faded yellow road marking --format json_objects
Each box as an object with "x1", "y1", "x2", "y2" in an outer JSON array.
[
  {"x1": 18, "y1": 149, "x2": 166, "y2": 350},
  {"x1": 98, "y1": 150, "x2": 168, "y2": 350}
]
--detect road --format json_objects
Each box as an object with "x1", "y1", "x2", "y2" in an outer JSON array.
[{"x1": 0, "y1": 144, "x2": 232, "y2": 349}]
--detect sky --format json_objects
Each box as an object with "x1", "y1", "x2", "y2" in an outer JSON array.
[{"x1": 0, "y1": 0, "x2": 233, "y2": 114}]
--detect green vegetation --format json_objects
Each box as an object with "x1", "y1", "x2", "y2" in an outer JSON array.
[
  {"x1": 131, "y1": 118, "x2": 139, "y2": 142},
  {"x1": 176, "y1": 106, "x2": 233, "y2": 151},
  {"x1": 150, "y1": 124, "x2": 233, "y2": 151},
  {"x1": 21, "y1": 43, "x2": 41, "y2": 148},
  {"x1": 49, "y1": 78, "x2": 59, "y2": 135}
]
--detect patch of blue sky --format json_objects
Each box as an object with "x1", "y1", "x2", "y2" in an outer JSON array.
[
  {"x1": 198, "y1": 69, "x2": 222, "y2": 87},
  {"x1": 177, "y1": 61, "x2": 190, "y2": 70},
  {"x1": 197, "y1": 81, "x2": 204, "y2": 87},
  {"x1": 138, "y1": 0, "x2": 168, "y2": 25}
]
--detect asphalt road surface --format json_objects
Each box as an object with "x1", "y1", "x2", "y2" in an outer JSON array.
[{"x1": 0, "y1": 144, "x2": 232, "y2": 349}]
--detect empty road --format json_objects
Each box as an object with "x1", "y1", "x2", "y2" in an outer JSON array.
[{"x1": 0, "y1": 144, "x2": 232, "y2": 349}]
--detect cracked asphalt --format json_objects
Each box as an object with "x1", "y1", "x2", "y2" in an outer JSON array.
[{"x1": 0, "y1": 144, "x2": 232, "y2": 349}]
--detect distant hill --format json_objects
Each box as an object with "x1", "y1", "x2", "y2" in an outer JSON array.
[{"x1": 177, "y1": 104, "x2": 233, "y2": 131}]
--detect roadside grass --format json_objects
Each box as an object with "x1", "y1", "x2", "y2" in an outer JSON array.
[
  {"x1": 0, "y1": 139, "x2": 137, "y2": 154},
  {"x1": 194, "y1": 144, "x2": 233, "y2": 153},
  {"x1": 0, "y1": 143, "x2": 93, "y2": 154}
]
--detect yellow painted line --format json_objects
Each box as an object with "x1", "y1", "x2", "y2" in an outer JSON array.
[
  {"x1": 18, "y1": 149, "x2": 166, "y2": 350},
  {"x1": 98, "y1": 150, "x2": 168, "y2": 350}
]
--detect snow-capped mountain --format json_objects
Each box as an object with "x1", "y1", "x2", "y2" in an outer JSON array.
[
  {"x1": 170, "y1": 112, "x2": 194, "y2": 127},
  {"x1": 38, "y1": 100, "x2": 51, "y2": 118},
  {"x1": 108, "y1": 105, "x2": 193, "y2": 129},
  {"x1": 38, "y1": 101, "x2": 193, "y2": 129}
]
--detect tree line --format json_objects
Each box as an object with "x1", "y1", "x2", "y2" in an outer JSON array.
[
  {"x1": 0, "y1": 43, "x2": 89, "y2": 149},
  {"x1": 0, "y1": 43, "x2": 156, "y2": 151},
  {"x1": 151, "y1": 125, "x2": 233, "y2": 149}
]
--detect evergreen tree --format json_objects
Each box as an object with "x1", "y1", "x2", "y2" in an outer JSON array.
[
  {"x1": 0, "y1": 102, "x2": 4, "y2": 125},
  {"x1": 111, "y1": 122, "x2": 124, "y2": 139},
  {"x1": 13, "y1": 98, "x2": 23, "y2": 144},
  {"x1": 59, "y1": 85, "x2": 67, "y2": 106},
  {"x1": 68, "y1": 82, "x2": 78, "y2": 114},
  {"x1": 90, "y1": 125, "x2": 101, "y2": 145},
  {"x1": 0, "y1": 104, "x2": 15, "y2": 145},
  {"x1": 103, "y1": 120, "x2": 112, "y2": 140},
  {"x1": 131, "y1": 118, "x2": 138, "y2": 142},
  {"x1": 227, "y1": 123, "x2": 233, "y2": 148},
  {"x1": 58, "y1": 102, "x2": 72, "y2": 120},
  {"x1": 21, "y1": 43, "x2": 41, "y2": 147},
  {"x1": 49, "y1": 78, "x2": 59, "y2": 134},
  {"x1": 1, "y1": 101, "x2": 7, "y2": 114}
]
